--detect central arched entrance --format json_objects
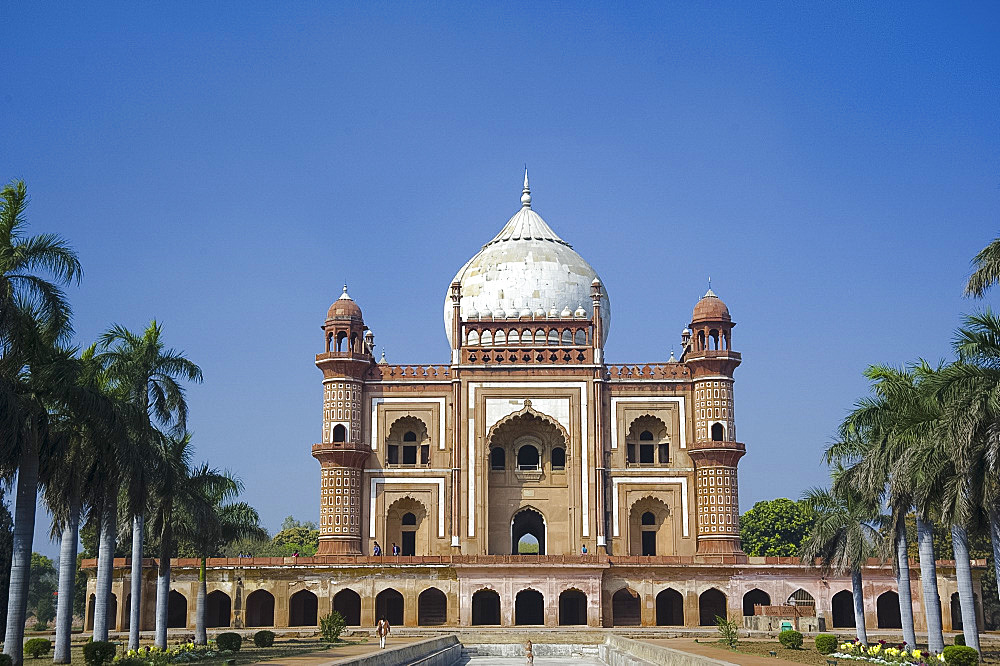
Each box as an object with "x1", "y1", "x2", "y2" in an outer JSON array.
[
  {"x1": 656, "y1": 588, "x2": 683, "y2": 626},
  {"x1": 375, "y1": 588, "x2": 404, "y2": 626},
  {"x1": 333, "y1": 589, "x2": 361, "y2": 626},
  {"x1": 612, "y1": 588, "x2": 641, "y2": 626},
  {"x1": 206, "y1": 591, "x2": 231, "y2": 628},
  {"x1": 559, "y1": 590, "x2": 587, "y2": 625},
  {"x1": 289, "y1": 590, "x2": 318, "y2": 626},
  {"x1": 472, "y1": 589, "x2": 501, "y2": 625},
  {"x1": 515, "y1": 589, "x2": 544, "y2": 625},
  {"x1": 511, "y1": 508, "x2": 546, "y2": 555}
]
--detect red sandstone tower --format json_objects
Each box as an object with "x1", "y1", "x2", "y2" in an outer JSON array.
[
  {"x1": 683, "y1": 288, "x2": 746, "y2": 557},
  {"x1": 313, "y1": 286, "x2": 372, "y2": 555}
]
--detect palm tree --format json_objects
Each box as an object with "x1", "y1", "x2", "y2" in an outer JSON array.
[
  {"x1": 44, "y1": 345, "x2": 127, "y2": 661},
  {"x1": 185, "y1": 474, "x2": 265, "y2": 644},
  {"x1": 801, "y1": 482, "x2": 883, "y2": 645},
  {"x1": 0, "y1": 180, "x2": 82, "y2": 666},
  {"x1": 149, "y1": 434, "x2": 232, "y2": 649},
  {"x1": 965, "y1": 237, "x2": 1000, "y2": 298},
  {"x1": 98, "y1": 321, "x2": 202, "y2": 649},
  {"x1": 830, "y1": 365, "x2": 921, "y2": 648}
]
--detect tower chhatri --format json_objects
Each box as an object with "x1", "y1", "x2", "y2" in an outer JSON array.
[
  {"x1": 682, "y1": 286, "x2": 745, "y2": 555},
  {"x1": 313, "y1": 285, "x2": 372, "y2": 554}
]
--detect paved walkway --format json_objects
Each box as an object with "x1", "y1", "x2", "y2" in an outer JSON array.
[
  {"x1": 256, "y1": 637, "x2": 416, "y2": 665},
  {"x1": 464, "y1": 659, "x2": 605, "y2": 665},
  {"x1": 643, "y1": 639, "x2": 801, "y2": 666}
]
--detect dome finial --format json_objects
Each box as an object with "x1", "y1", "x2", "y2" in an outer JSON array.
[
  {"x1": 704, "y1": 276, "x2": 716, "y2": 298},
  {"x1": 521, "y1": 166, "x2": 531, "y2": 208},
  {"x1": 339, "y1": 283, "x2": 351, "y2": 300}
]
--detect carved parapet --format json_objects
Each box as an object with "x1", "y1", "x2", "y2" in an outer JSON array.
[
  {"x1": 606, "y1": 363, "x2": 689, "y2": 380},
  {"x1": 365, "y1": 364, "x2": 452, "y2": 380}
]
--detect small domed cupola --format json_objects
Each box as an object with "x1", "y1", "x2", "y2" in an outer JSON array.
[
  {"x1": 323, "y1": 285, "x2": 369, "y2": 355},
  {"x1": 687, "y1": 283, "x2": 735, "y2": 355},
  {"x1": 691, "y1": 287, "x2": 731, "y2": 324},
  {"x1": 327, "y1": 285, "x2": 364, "y2": 321}
]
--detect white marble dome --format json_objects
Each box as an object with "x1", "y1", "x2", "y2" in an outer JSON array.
[{"x1": 444, "y1": 173, "x2": 611, "y2": 346}]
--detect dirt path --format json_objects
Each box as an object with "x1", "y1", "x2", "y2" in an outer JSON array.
[
  {"x1": 255, "y1": 637, "x2": 416, "y2": 665},
  {"x1": 643, "y1": 638, "x2": 805, "y2": 666}
]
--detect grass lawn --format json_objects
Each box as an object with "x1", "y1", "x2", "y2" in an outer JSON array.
[{"x1": 43, "y1": 637, "x2": 360, "y2": 664}]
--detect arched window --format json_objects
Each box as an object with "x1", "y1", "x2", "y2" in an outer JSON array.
[
  {"x1": 332, "y1": 424, "x2": 346, "y2": 444},
  {"x1": 641, "y1": 511, "x2": 655, "y2": 525},
  {"x1": 401, "y1": 512, "x2": 417, "y2": 555},
  {"x1": 640, "y1": 511, "x2": 657, "y2": 555},
  {"x1": 551, "y1": 447, "x2": 565, "y2": 470},
  {"x1": 639, "y1": 430, "x2": 654, "y2": 464},
  {"x1": 350, "y1": 333, "x2": 358, "y2": 352},
  {"x1": 490, "y1": 447, "x2": 506, "y2": 471},
  {"x1": 711, "y1": 423, "x2": 724, "y2": 442},
  {"x1": 336, "y1": 331, "x2": 347, "y2": 352},
  {"x1": 697, "y1": 330, "x2": 706, "y2": 351},
  {"x1": 402, "y1": 430, "x2": 418, "y2": 465},
  {"x1": 517, "y1": 445, "x2": 539, "y2": 470},
  {"x1": 709, "y1": 329, "x2": 719, "y2": 350}
]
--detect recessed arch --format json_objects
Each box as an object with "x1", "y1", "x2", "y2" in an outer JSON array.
[
  {"x1": 711, "y1": 422, "x2": 725, "y2": 441},
  {"x1": 877, "y1": 591, "x2": 901, "y2": 629},
  {"x1": 289, "y1": 589, "x2": 318, "y2": 627},
  {"x1": 86, "y1": 593, "x2": 117, "y2": 632},
  {"x1": 612, "y1": 588, "x2": 641, "y2": 626},
  {"x1": 628, "y1": 496, "x2": 671, "y2": 556},
  {"x1": 168, "y1": 590, "x2": 187, "y2": 628},
  {"x1": 417, "y1": 587, "x2": 447, "y2": 626},
  {"x1": 385, "y1": 416, "x2": 430, "y2": 466},
  {"x1": 515, "y1": 589, "x2": 544, "y2": 625},
  {"x1": 511, "y1": 507, "x2": 546, "y2": 555},
  {"x1": 626, "y1": 415, "x2": 670, "y2": 465},
  {"x1": 472, "y1": 589, "x2": 501, "y2": 626},
  {"x1": 699, "y1": 588, "x2": 727, "y2": 626},
  {"x1": 788, "y1": 588, "x2": 815, "y2": 609},
  {"x1": 375, "y1": 588, "x2": 404, "y2": 626},
  {"x1": 559, "y1": 589, "x2": 587, "y2": 626},
  {"x1": 742, "y1": 589, "x2": 770, "y2": 617},
  {"x1": 386, "y1": 496, "x2": 428, "y2": 557},
  {"x1": 333, "y1": 589, "x2": 361, "y2": 626},
  {"x1": 246, "y1": 590, "x2": 275, "y2": 627},
  {"x1": 656, "y1": 588, "x2": 683, "y2": 626},
  {"x1": 206, "y1": 590, "x2": 231, "y2": 628},
  {"x1": 832, "y1": 590, "x2": 855, "y2": 628}
]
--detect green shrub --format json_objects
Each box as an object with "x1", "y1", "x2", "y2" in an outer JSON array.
[
  {"x1": 943, "y1": 645, "x2": 978, "y2": 666},
  {"x1": 714, "y1": 615, "x2": 738, "y2": 648},
  {"x1": 32, "y1": 621, "x2": 48, "y2": 632},
  {"x1": 253, "y1": 630, "x2": 275, "y2": 647},
  {"x1": 216, "y1": 632, "x2": 242, "y2": 652},
  {"x1": 83, "y1": 641, "x2": 117, "y2": 666},
  {"x1": 778, "y1": 629, "x2": 803, "y2": 649},
  {"x1": 955, "y1": 633, "x2": 965, "y2": 646},
  {"x1": 320, "y1": 611, "x2": 346, "y2": 643},
  {"x1": 24, "y1": 637, "x2": 52, "y2": 658},
  {"x1": 814, "y1": 634, "x2": 837, "y2": 654},
  {"x1": 0, "y1": 654, "x2": 12, "y2": 666}
]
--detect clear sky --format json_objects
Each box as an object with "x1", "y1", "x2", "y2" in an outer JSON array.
[{"x1": 3, "y1": 3, "x2": 999, "y2": 557}]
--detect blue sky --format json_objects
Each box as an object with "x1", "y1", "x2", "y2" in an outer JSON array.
[{"x1": 3, "y1": 3, "x2": 999, "y2": 557}]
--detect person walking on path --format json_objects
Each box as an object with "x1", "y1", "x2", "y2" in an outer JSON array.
[
  {"x1": 373, "y1": 541, "x2": 382, "y2": 556},
  {"x1": 376, "y1": 617, "x2": 390, "y2": 649},
  {"x1": 524, "y1": 640, "x2": 534, "y2": 665}
]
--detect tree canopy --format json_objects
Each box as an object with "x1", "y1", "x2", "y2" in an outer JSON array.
[{"x1": 739, "y1": 498, "x2": 815, "y2": 557}]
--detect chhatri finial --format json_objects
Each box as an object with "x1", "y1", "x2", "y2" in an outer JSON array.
[
  {"x1": 705, "y1": 277, "x2": 716, "y2": 298},
  {"x1": 521, "y1": 166, "x2": 531, "y2": 208},
  {"x1": 339, "y1": 283, "x2": 351, "y2": 300}
]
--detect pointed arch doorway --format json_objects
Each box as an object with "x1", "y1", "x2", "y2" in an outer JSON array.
[{"x1": 511, "y1": 508, "x2": 546, "y2": 555}]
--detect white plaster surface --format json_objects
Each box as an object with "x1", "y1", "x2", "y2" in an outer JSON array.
[{"x1": 485, "y1": 397, "x2": 570, "y2": 432}]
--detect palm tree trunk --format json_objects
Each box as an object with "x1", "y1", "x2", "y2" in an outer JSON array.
[
  {"x1": 895, "y1": 523, "x2": 917, "y2": 648},
  {"x1": 154, "y1": 526, "x2": 171, "y2": 649},
  {"x1": 951, "y1": 524, "x2": 980, "y2": 652},
  {"x1": 2, "y1": 448, "x2": 40, "y2": 666},
  {"x1": 990, "y1": 507, "x2": 1000, "y2": 612},
  {"x1": 128, "y1": 514, "x2": 144, "y2": 650},
  {"x1": 195, "y1": 557, "x2": 207, "y2": 645},
  {"x1": 53, "y1": 498, "x2": 80, "y2": 663},
  {"x1": 93, "y1": 499, "x2": 116, "y2": 641},
  {"x1": 851, "y1": 569, "x2": 868, "y2": 645},
  {"x1": 917, "y1": 516, "x2": 945, "y2": 654}
]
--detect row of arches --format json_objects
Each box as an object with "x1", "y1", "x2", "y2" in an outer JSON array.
[
  {"x1": 694, "y1": 328, "x2": 731, "y2": 352},
  {"x1": 470, "y1": 589, "x2": 587, "y2": 625},
  {"x1": 490, "y1": 444, "x2": 565, "y2": 471},
  {"x1": 465, "y1": 328, "x2": 591, "y2": 348}
]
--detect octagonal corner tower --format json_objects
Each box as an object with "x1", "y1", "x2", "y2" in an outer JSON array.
[{"x1": 443, "y1": 172, "x2": 611, "y2": 347}]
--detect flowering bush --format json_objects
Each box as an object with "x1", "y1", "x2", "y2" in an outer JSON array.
[
  {"x1": 833, "y1": 640, "x2": 929, "y2": 665},
  {"x1": 114, "y1": 642, "x2": 220, "y2": 665}
]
